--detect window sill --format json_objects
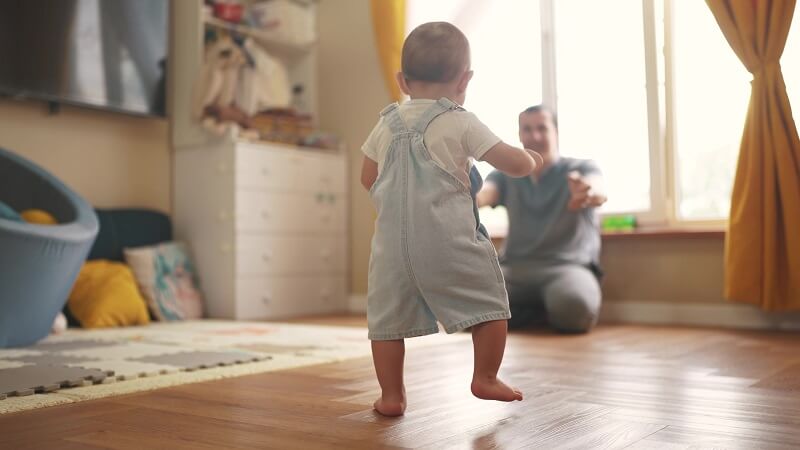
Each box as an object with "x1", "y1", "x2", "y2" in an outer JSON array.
[
  {"x1": 600, "y1": 227, "x2": 726, "y2": 241},
  {"x1": 488, "y1": 226, "x2": 726, "y2": 242}
]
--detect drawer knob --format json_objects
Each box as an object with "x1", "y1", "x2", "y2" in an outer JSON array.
[
  {"x1": 262, "y1": 253, "x2": 271, "y2": 261},
  {"x1": 261, "y1": 167, "x2": 269, "y2": 176},
  {"x1": 261, "y1": 295, "x2": 272, "y2": 304},
  {"x1": 261, "y1": 211, "x2": 270, "y2": 219}
]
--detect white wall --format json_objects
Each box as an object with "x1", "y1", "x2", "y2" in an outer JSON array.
[
  {"x1": 0, "y1": 100, "x2": 171, "y2": 212},
  {"x1": 318, "y1": 0, "x2": 389, "y2": 294}
]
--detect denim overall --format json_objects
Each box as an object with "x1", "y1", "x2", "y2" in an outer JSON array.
[{"x1": 367, "y1": 98, "x2": 510, "y2": 340}]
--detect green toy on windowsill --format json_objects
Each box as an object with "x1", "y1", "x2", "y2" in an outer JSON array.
[{"x1": 602, "y1": 214, "x2": 637, "y2": 233}]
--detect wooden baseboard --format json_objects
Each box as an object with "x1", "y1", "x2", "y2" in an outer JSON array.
[
  {"x1": 600, "y1": 301, "x2": 800, "y2": 330},
  {"x1": 348, "y1": 295, "x2": 800, "y2": 330},
  {"x1": 348, "y1": 294, "x2": 367, "y2": 313}
]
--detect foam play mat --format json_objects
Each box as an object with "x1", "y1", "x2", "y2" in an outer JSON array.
[{"x1": 0, "y1": 320, "x2": 463, "y2": 414}]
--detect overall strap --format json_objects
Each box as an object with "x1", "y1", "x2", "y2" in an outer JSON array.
[
  {"x1": 411, "y1": 97, "x2": 463, "y2": 134},
  {"x1": 379, "y1": 103, "x2": 408, "y2": 134}
]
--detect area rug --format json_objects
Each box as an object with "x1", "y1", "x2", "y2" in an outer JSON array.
[{"x1": 0, "y1": 320, "x2": 465, "y2": 414}]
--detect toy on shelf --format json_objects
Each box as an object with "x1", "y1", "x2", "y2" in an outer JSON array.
[{"x1": 192, "y1": 1, "x2": 337, "y2": 151}]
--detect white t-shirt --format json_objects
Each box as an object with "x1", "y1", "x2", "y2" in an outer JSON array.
[{"x1": 361, "y1": 99, "x2": 501, "y2": 188}]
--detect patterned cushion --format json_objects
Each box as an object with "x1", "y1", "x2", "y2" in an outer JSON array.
[{"x1": 124, "y1": 242, "x2": 205, "y2": 321}]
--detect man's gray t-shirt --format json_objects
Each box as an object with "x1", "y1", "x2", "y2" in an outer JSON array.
[{"x1": 487, "y1": 157, "x2": 602, "y2": 273}]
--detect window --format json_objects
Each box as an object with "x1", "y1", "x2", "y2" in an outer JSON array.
[
  {"x1": 404, "y1": 0, "x2": 800, "y2": 229},
  {"x1": 670, "y1": 0, "x2": 749, "y2": 221},
  {"x1": 554, "y1": 1, "x2": 652, "y2": 214}
]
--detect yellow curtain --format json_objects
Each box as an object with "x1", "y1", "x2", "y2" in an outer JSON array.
[
  {"x1": 370, "y1": 0, "x2": 405, "y2": 102},
  {"x1": 706, "y1": 0, "x2": 800, "y2": 310}
]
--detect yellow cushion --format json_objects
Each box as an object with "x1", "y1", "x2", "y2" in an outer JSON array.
[
  {"x1": 20, "y1": 209, "x2": 58, "y2": 225},
  {"x1": 68, "y1": 260, "x2": 150, "y2": 328}
]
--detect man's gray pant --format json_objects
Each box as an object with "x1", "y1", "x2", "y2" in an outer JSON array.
[{"x1": 502, "y1": 264, "x2": 602, "y2": 333}]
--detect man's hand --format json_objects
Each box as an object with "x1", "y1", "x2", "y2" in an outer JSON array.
[
  {"x1": 477, "y1": 181, "x2": 500, "y2": 208},
  {"x1": 567, "y1": 171, "x2": 607, "y2": 211}
]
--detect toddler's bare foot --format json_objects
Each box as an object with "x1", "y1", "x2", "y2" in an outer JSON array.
[
  {"x1": 471, "y1": 376, "x2": 523, "y2": 402},
  {"x1": 373, "y1": 388, "x2": 406, "y2": 417},
  {"x1": 373, "y1": 395, "x2": 406, "y2": 417}
]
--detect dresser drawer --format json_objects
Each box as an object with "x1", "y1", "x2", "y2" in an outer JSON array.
[
  {"x1": 236, "y1": 145, "x2": 347, "y2": 194},
  {"x1": 236, "y1": 145, "x2": 298, "y2": 191},
  {"x1": 235, "y1": 190, "x2": 346, "y2": 233},
  {"x1": 236, "y1": 235, "x2": 347, "y2": 276},
  {"x1": 235, "y1": 275, "x2": 347, "y2": 319},
  {"x1": 310, "y1": 154, "x2": 347, "y2": 194}
]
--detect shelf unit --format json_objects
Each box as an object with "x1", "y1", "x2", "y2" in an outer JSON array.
[{"x1": 169, "y1": 1, "x2": 348, "y2": 320}]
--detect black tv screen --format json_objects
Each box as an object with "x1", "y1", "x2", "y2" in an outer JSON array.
[{"x1": 0, "y1": 0, "x2": 169, "y2": 117}]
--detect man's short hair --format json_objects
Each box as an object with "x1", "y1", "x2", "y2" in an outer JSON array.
[
  {"x1": 402, "y1": 22, "x2": 470, "y2": 83},
  {"x1": 521, "y1": 104, "x2": 558, "y2": 130}
]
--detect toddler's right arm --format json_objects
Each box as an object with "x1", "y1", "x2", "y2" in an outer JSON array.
[
  {"x1": 361, "y1": 156, "x2": 379, "y2": 191},
  {"x1": 481, "y1": 143, "x2": 542, "y2": 178}
]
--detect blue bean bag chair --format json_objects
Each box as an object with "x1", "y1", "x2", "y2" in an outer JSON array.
[{"x1": 0, "y1": 148, "x2": 99, "y2": 347}]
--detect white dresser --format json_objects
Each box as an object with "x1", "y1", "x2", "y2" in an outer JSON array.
[{"x1": 173, "y1": 138, "x2": 349, "y2": 320}]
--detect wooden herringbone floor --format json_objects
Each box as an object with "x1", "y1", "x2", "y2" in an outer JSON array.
[{"x1": 1, "y1": 317, "x2": 799, "y2": 449}]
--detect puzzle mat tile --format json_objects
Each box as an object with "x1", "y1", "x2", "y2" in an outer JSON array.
[
  {"x1": 0, "y1": 349, "x2": 43, "y2": 359},
  {"x1": 133, "y1": 351, "x2": 271, "y2": 371},
  {"x1": 234, "y1": 343, "x2": 330, "y2": 356},
  {"x1": 41, "y1": 328, "x2": 274, "y2": 350},
  {"x1": 32, "y1": 340, "x2": 119, "y2": 352},
  {"x1": 68, "y1": 359, "x2": 181, "y2": 380},
  {"x1": 0, "y1": 361, "x2": 29, "y2": 370},
  {"x1": 0, "y1": 365, "x2": 111, "y2": 397},
  {"x1": 49, "y1": 322, "x2": 378, "y2": 350},
  {"x1": 7, "y1": 353, "x2": 101, "y2": 366},
  {"x1": 0, "y1": 354, "x2": 267, "y2": 399},
  {"x1": 58, "y1": 342, "x2": 191, "y2": 360}
]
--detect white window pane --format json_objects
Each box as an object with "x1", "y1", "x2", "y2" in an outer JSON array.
[
  {"x1": 672, "y1": 1, "x2": 749, "y2": 221},
  {"x1": 407, "y1": 0, "x2": 541, "y2": 233},
  {"x1": 407, "y1": 0, "x2": 542, "y2": 180},
  {"x1": 784, "y1": 13, "x2": 800, "y2": 125},
  {"x1": 554, "y1": 1, "x2": 651, "y2": 214},
  {"x1": 463, "y1": 1, "x2": 542, "y2": 179}
]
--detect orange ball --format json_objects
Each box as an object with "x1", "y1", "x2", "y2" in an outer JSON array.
[{"x1": 20, "y1": 209, "x2": 58, "y2": 225}]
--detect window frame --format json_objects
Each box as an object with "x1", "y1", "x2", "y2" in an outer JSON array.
[
  {"x1": 407, "y1": 0, "x2": 736, "y2": 230},
  {"x1": 541, "y1": 0, "x2": 729, "y2": 228}
]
